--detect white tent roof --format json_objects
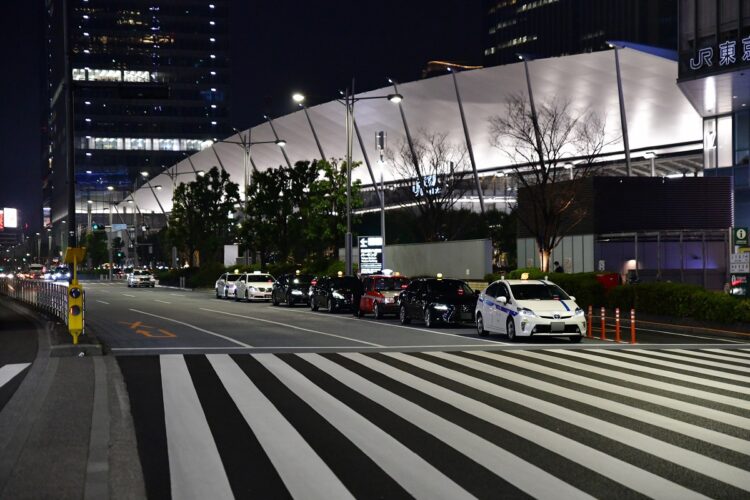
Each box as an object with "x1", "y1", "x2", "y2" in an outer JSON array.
[{"x1": 127, "y1": 47, "x2": 702, "y2": 214}]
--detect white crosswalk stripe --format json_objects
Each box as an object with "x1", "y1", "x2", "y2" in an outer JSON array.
[
  {"x1": 0, "y1": 362, "x2": 31, "y2": 390},
  {"x1": 120, "y1": 347, "x2": 750, "y2": 499}
]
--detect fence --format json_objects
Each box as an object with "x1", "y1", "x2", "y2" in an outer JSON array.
[{"x1": 0, "y1": 278, "x2": 72, "y2": 325}]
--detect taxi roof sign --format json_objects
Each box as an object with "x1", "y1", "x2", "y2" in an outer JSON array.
[
  {"x1": 63, "y1": 247, "x2": 86, "y2": 264},
  {"x1": 521, "y1": 272, "x2": 530, "y2": 280}
]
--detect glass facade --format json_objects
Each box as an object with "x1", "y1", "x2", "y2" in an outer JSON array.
[
  {"x1": 45, "y1": 0, "x2": 231, "y2": 227},
  {"x1": 482, "y1": 0, "x2": 677, "y2": 66}
]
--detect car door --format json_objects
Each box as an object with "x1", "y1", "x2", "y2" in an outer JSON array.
[
  {"x1": 275, "y1": 275, "x2": 287, "y2": 302},
  {"x1": 482, "y1": 283, "x2": 499, "y2": 331},
  {"x1": 410, "y1": 281, "x2": 426, "y2": 317},
  {"x1": 217, "y1": 274, "x2": 227, "y2": 295},
  {"x1": 360, "y1": 278, "x2": 371, "y2": 312},
  {"x1": 315, "y1": 278, "x2": 328, "y2": 307},
  {"x1": 497, "y1": 282, "x2": 513, "y2": 333}
]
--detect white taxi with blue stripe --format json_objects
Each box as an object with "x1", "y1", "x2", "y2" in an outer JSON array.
[{"x1": 475, "y1": 278, "x2": 585, "y2": 342}]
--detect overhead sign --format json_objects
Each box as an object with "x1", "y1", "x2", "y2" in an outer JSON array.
[
  {"x1": 687, "y1": 36, "x2": 750, "y2": 72},
  {"x1": 358, "y1": 236, "x2": 383, "y2": 274},
  {"x1": 730, "y1": 253, "x2": 750, "y2": 273},
  {"x1": 0, "y1": 208, "x2": 18, "y2": 230},
  {"x1": 734, "y1": 227, "x2": 748, "y2": 247}
]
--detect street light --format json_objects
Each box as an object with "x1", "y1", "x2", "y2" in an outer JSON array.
[{"x1": 337, "y1": 85, "x2": 402, "y2": 275}]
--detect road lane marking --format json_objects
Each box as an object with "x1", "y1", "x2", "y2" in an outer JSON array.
[
  {"x1": 118, "y1": 320, "x2": 177, "y2": 338},
  {"x1": 345, "y1": 352, "x2": 705, "y2": 500},
  {"x1": 199, "y1": 308, "x2": 382, "y2": 347},
  {"x1": 299, "y1": 352, "x2": 591, "y2": 499},
  {"x1": 129, "y1": 309, "x2": 251, "y2": 347},
  {"x1": 0, "y1": 363, "x2": 31, "y2": 389},
  {"x1": 122, "y1": 293, "x2": 135, "y2": 298},
  {"x1": 169, "y1": 293, "x2": 186, "y2": 297},
  {"x1": 154, "y1": 300, "x2": 172, "y2": 304},
  {"x1": 256, "y1": 354, "x2": 471, "y2": 499},
  {"x1": 208, "y1": 355, "x2": 353, "y2": 499},
  {"x1": 95, "y1": 300, "x2": 110, "y2": 305},
  {"x1": 161, "y1": 355, "x2": 234, "y2": 499},
  {"x1": 260, "y1": 305, "x2": 504, "y2": 345}
]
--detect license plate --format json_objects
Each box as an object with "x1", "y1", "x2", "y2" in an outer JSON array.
[{"x1": 550, "y1": 322, "x2": 565, "y2": 332}]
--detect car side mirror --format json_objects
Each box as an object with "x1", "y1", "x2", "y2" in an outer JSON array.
[
  {"x1": 568, "y1": 296, "x2": 576, "y2": 302},
  {"x1": 474, "y1": 289, "x2": 481, "y2": 294},
  {"x1": 498, "y1": 296, "x2": 508, "y2": 305}
]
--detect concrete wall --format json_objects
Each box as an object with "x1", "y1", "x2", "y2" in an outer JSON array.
[
  {"x1": 341, "y1": 239, "x2": 493, "y2": 279},
  {"x1": 517, "y1": 235, "x2": 595, "y2": 273}
]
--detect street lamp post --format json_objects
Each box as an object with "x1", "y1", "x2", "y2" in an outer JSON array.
[{"x1": 220, "y1": 131, "x2": 287, "y2": 264}]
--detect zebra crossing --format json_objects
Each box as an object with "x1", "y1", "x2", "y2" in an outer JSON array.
[{"x1": 118, "y1": 347, "x2": 750, "y2": 499}]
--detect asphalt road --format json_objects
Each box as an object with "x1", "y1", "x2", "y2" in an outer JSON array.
[{"x1": 82, "y1": 282, "x2": 749, "y2": 354}]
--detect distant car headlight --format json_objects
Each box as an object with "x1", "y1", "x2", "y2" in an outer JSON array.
[
  {"x1": 332, "y1": 291, "x2": 344, "y2": 299},
  {"x1": 432, "y1": 303, "x2": 449, "y2": 311},
  {"x1": 292, "y1": 289, "x2": 304, "y2": 296},
  {"x1": 574, "y1": 307, "x2": 584, "y2": 316},
  {"x1": 519, "y1": 307, "x2": 536, "y2": 317}
]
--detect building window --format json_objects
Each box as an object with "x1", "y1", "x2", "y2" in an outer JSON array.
[
  {"x1": 89, "y1": 69, "x2": 121, "y2": 82},
  {"x1": 72, "y1": 68, "x2": 87, "y2": 81},
  {"x1": 123, "y1": 70, "x2": 149, "y2": 82}
]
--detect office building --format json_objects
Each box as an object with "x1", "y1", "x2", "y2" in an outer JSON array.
[
  {"x1": 677, "y1": 0, "x2": 750, "y2": 227},
  {"x1": 44, "y1": 0, "x2": 231, "y2": 247},
  {"x1": 482, "y1": 0, "x2": 677, "y2": 66}
]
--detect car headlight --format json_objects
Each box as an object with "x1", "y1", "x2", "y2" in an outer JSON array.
[
  {"x1": 574, "y1": 307, "x2": 584, "y2": 316},
  {"x1": 519, "y1": 307, "x2": 536, "y2": 317},
  {"x1": 432, "y1": 304, "x2": 449, "y2": 311},
  {"x1": 332, "y1": 291, "x2": 344, "y2": 299},
  {"x1": 292, "y1": 289, "x2": 304, "y2": 295},
  {"x1": 249, "y1": 286, "x2": 257, "y2": 292}
]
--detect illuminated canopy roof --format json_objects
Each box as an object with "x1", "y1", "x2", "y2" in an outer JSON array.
[{"x1": 126, "y1": 47, "x2": 702, "y2": 214}]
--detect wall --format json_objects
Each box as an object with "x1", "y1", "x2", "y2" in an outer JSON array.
[
  {"x1": 517, "y1": 235, "x2": 596, "y2": 273},
  {"x1": 342, "y1": 239, "x2": 493, "y2": 279}
]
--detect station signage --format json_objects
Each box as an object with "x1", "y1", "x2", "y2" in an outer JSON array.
[
  {"x1": 730, "y1": 252, "x2": 750, "y2": 273},
  {"x1": 685, "y1": 35, "x2": 750, "y2": 74},
  {"x1": 734, "y1": 227, "x2": 748, "y2": 247},
  {"x1": 358, "y1": 236, "x2": 383, "y2": 274}
]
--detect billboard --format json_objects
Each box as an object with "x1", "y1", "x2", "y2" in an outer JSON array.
[
  {"x1": 358, "y1": 236, "x2": 383, "y2": 274},
  {"x1": 0, "y1": 208, "x2": 18, "y2": 231}
]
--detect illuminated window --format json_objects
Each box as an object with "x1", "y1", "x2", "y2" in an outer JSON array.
[
  {"x1": 123, "y1": 70, "x2": 149, "y2": 82},
  {"x1": 72, "y1": 68, "x2": 87, "y2": 81},
  {"x1": 125, "y1": 138, "x2": 150, "y2": 150},
  {"x1": 89, "y1": 69, "x2": 121, "y2": 81}
]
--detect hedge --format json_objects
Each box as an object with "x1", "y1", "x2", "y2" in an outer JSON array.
[{"x1": 484, "y1": 269, "x2": 607, "y2": 308}]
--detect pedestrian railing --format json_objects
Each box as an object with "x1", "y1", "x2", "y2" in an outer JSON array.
[{"x1": 0, "y1": 278, "x2": 72, "y2": 325}]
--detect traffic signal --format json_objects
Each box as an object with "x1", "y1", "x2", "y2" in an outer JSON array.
[
  {"x1": 68, "y1": 284, "x2": 84, "y2": 343},
  {"x1": 92, "y1": 223, "x2": 102, "y2": 231}
]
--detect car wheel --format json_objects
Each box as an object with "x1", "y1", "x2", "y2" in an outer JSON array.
[
  {"x1": 327, "y1": 298, "x2": 336, "y2": 313},
  {"x1": 399, "y1": 305, "x2": 411, "y2": 324},
  {"x1": 506, "y1": 317, "x2": 517, "y2": 342},
  {"x1": 477, "y1": 313, "x2": 489, "y2": 336},
  {"x1": 310, "y1": 297, "x2": 319, "y2": 311},
  {"x1": 569, "y1": 334, "x2": 582, "y2": 343},
  {"x1": 286, "y1": 293, "x2": 294, "y2": 307},
  {"x1": 272, "y1": 293, "x2": 279, "y2": 306},
  {"x1": 424, "y1": 308, "x2": 433, "y2": 328},
  {"x1": 234, "y1": 291, "x2": 240, "y2": 302},
  {"x1": 245, "y1": 291, "x2": 249, "y2": 302},
  {"x1": 374, "y1": 302, "x2": 383, "y2": 319},
  {"x1": 215, "y1": 289, "x2": 220, "y2": 299}
]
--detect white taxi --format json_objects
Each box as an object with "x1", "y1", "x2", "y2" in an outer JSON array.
[
  {"x1": 235, "y1": 271, "x2": 275, "y2": 302},
  {"x1": 475, "y1": 278, "x2": 585, "y2": 342}
]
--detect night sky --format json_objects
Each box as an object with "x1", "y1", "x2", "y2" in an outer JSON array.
[{"x1": 0, "y1": 0, "x2": 482, "y2": 232}]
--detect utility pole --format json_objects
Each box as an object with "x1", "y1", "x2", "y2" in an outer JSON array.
[{"x1": 63, "y1": 0, "x2": 76, "y2": 248}]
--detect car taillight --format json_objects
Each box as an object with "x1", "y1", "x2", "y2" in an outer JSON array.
[
  {"x1": 458, "y1": 289, "x2": 464, "y2": 296},
  {"x1": 311, "y1": 280, "x2": 317, "y2": 286}
]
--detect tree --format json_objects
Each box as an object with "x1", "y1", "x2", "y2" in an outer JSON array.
[
  {"x1": 488, "y1": 94, "x2": 612, "y2": 272},
  {"x1": 168, "y1": 166, "x2": 240, "y2": 266},
  {"x1": 388, "y1": 131, "x2": 472, "y2": 241},
  {"x1": 84, "y1": 231, "x2": 108, "y2": 267}
]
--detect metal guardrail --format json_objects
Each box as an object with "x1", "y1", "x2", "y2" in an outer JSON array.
[{"x1": 0, "y1": 278, "x2": 72, "y2": 324}]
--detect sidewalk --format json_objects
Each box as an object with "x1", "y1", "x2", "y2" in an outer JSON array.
[{"x1": 0, "y1": 300, "x2": 144, "y2": 500}]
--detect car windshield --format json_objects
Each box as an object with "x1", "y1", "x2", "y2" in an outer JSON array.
[
  {"x1": 291, "y1": 274, "x2": 313, "y2": 285},
  {"x1": 133, "y1": 270, "x2": 151, "y2": 276},
  {"x1": 373, "y1": 277, "x2": 410, "y2": 291},
  {"x1": 427, "y1": 280, "x2": 474, "y2": 296},
  {"x1": 330, "y1": 277, "x2": 361, "y2": 289},
  {"x1": 246, "y1": 274, "x2": 274, "y2": 282},
  {"x1": 226, "y1": 274, "x2": 241, "y2": 282},
  {"x1": 510, "y1": 283, "x2": 570, "y2": 300}
]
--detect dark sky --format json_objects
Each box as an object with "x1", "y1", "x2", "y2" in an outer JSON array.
[{"x1": 0, "y1": 0, "x2": 482, "y2": 232}]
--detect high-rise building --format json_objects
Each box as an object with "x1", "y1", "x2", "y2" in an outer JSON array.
[
  {"x1": 677, "y1": 0, "x2": 750, "y2": 226},
  {"x1": 44, "y1": 0, "x2": 230, "y2": 247},
  {"x1": 482, "y1": 0, "x2": 677, "y2": 66}
]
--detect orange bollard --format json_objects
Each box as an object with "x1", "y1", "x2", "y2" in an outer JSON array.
[
  {"x1": 600, "y1": 306, "x2": 606, "y2": 340},
  {"x1": 615, "y1": 307, "x2": 621, "y2": 343},
  {"x1": 587, "y1": 305, "x2": 593, "y2": 338},
  {"x1": 630, "y1": 308, "x2": 636, "y2": 344}
]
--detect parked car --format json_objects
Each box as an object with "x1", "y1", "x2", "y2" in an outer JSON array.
[
  {"x1": 215, "y1": 272, "x2": 242, "y2": 299},
  {"x1": 398, "y1": 276, "x2": 477, "y2": 327},
  {"x1": 127, "y1": 269, "x2": 156, "y2": 288},
  {"x1": 272, "y1": 272, "x2": 314, "y2": 307},
  {"x1": 309, "y1": 273, "x2": 363, "y2": 313},
  {"x1": 357, "y1": 273, "x2": 410, "y2": 318},
  {"x1": 475, "y1": 278, "x2": 585, "y2": 342},
  {"x1": 235, "y1": 272, "x2": 275, "y2": 301}
]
